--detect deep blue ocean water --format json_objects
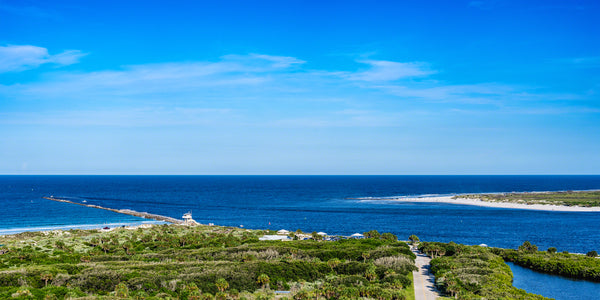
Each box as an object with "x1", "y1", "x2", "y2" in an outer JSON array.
[{"x1": 1, "y1": 175, "x2": 600, "y2": 254}]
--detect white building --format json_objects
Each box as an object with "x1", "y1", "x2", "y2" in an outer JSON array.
[
  {"x1": 259, "y1": 235, "x2": 291, "y2": 241},
  {"x1": 182, "y1": 212, "x2": 199, "y2": 225}
]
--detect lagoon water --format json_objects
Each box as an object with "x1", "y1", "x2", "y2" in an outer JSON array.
[
  {"x1": 507, "y1": 262, "x2": 600, "y2": 299},
  {"x1": 1, "y1": 175, "x2": 600, "y2": 254}
]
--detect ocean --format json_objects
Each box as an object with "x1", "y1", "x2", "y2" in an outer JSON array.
[{"x1": 1, "y1": 175, "x2": 600, "y2": 253}]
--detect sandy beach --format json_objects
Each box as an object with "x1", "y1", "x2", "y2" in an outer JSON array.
[{"x1": 369, "y1": 196, "x2": 600, "y2": 212}]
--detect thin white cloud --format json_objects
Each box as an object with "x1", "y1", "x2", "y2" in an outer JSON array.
[
  {"x1": 13, "y1": 57, "x2": 280, "y2": 101},
  {"x1": 0, "y1": 107, "x2": 233, "y2": 127},
  {"x1": 220, "y1": 53, "x2": 305, "y2": 70},
  {"x1": 1, "y1": 53, "x2": 594, "y2": 131},
  {"x1": 0, "y1": 45, "x2": 86, "y2": 73},
  {"x1": 376, "y1": 83, "x2": 514, "y2": 103},
  {"x1": 347, "y1": 60, "x2": 435, "y2": 82},
  {"x1": 568, "y1": 56, "x2": 600, "y2": 68},
  {"x1": 248, "y1": 54, "x2": 305, "y2": 68}
]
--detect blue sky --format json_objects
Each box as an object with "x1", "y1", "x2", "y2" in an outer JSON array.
[{"x1": 1, "y1": 0, "x2": 599, "y2": 174}]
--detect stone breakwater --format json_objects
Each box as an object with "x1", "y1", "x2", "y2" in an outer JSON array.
[{"x1": 42, "y1": 196, "x2": 184, "y2": 224}]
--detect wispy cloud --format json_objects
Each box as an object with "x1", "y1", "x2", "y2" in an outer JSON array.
[
  {"x1": 10, "y1": 54, "x2": 304, "y2": 102},
  {"x1": 219, "y1": 54, "x2": 305, "y2": 71},
  {"x1": 567, "y1": 56, "x2": 600, "y2": 68},
  {"x1": 375, "y1": 83, "x2": 515, "y2": 104},
  {"x1": 0, "y1": 45, "x2": 86, "y2": 73},
  {"x1": 0, "y1": 107, "x2": 233, "y2": 127},
  {"x1": 0, "y1": 53, "x2": 594, "y2": 130},
  {"x1": 346, "y1": 60, "x2": 435, "y2": 82},
  {"x1": 246, "y1": 53, "x2": 306, "y2": 68},
  {"x1": 0, "y1": 3, "x2": 57, "y2": 19}
]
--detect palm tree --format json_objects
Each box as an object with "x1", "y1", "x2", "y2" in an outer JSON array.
[
  {"x1": 327, "y1": 258, "x2": 341, "y2": 273},
  {"x1": 438, "y1": 247, "x2": 446, "y2": 257},
  {"x1": 100, "y1": 241, "x2": 112, "y2": 254},
  {"x1": 518, "y1": 241, "x2": 538, "y2": 253},
  {"x1": 364, "y1": 230, "x2": 380, "y2": 239},
  {"x1": 409, "y1": 235, "x2": 420, "y2": 244},
  {"x1": 365, "y1": 266, "x2": 377, "y2": 282},
  {"x1": 122, "y1": 242, "x2": 134, "y2": 255},
  {"x1": 256, "y1": 273, "x2": 270, "y2": 289},
  {"x1": 311, "y1": 231, "x2": 323, "y2": 241},
  {"x1": 40, "y1": 273, "x2": 53, "y2": 287},
  {"x1": 290, "y1": 248, "x2": 298, "y2": 259},
  {"x1": 54, "y1": 240, "x2": 66, "y2": 251},
  {"x1": 362, "y1": 252, "x2": 371, "y2": 263},
  {"x1": 184, "y1": 282, "x2": 201, "y2": 299},
  {"x1": 215, "y1": 278, "x2": 229, "y2": 292},
  {"x1": 114, "y1": 282, "x2": 129, "y2": 298},
  {"x1": 89, "y1": 237, "x2": 100, "y2": 247},
  {"x1": 446, "y1": 279, "x2": 459, "y2": 299}
]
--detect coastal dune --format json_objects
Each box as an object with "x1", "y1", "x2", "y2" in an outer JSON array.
[{"x1": 362, "y1": 196, "x2": 600, "y2": 212}]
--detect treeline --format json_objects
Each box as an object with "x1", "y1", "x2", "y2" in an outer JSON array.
[
  {"x1": 492, "y1": 241, "x2": 600, "y2": 282},
  {"x1": 456, "y1": 190, "x2": 600, "y2": 207},
  {"x1": 0, "y1": 225, "x2": 416, "y2": 299},
  {"x1": 420, "y1": 242, "x2": 550, "y2": 300}
]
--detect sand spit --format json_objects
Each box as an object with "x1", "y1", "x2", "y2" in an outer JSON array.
[{"x1": 365, "y1": 196, "x2": 600, "y2": 212}]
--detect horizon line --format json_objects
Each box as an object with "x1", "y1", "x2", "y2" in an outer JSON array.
[{"x1": 1, "y1": 174, "x2": 599, "y2": 176}]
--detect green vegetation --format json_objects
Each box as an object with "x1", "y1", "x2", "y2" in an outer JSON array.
[
  {"x1": 493, "y1": 241, "x2": 600, "y2": 282},
  {"x1": 0, "y1": 225, "x2": 416, "y2": 299},
  {"x1": 420, "y1": 242, "x2": 550, "y2": 299},
  {"x1": 3, "y1": 224, "x2": 597, "y2": 299},
  {"x1": 454, "y1": 190, "x2": 600, "y2": 207},
  {"x1": 408, "y1": 235, "x2": 419, "y2": 245}
]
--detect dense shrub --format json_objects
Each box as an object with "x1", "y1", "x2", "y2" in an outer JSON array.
[
  {"x1": 497, "y1": 246, "x2": 600, "y2": 282},
  {"x1": 429, "y1": 243, "x2": 550, "y2": 299},
  {"x1": 0, "y1": 225, "x2": 416, "y2": 298}
]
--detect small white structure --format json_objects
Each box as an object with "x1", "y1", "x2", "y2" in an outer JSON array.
[
  {"x1": 182, "y1": 212, "x2": 199, "y2": 225},
  {"x1": 317, "y1": 232, "x2": 327, "y2": 236},
  {"x1": 277, "y1": 229, "x2": 290, "y2": 235},
  {"x1": 259, "y1": 235, "x2": 291, "y2": 241},
  {"x1": 479, "y1": 244, "x2": 488, "y2": 247},
  {"x1": 350, "y1": 233, "x2": 364, "y2": 239}
]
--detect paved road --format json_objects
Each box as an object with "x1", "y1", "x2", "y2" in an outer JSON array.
[{"x1": 412, "y1": 247, "x2": 440, "y2": 300}]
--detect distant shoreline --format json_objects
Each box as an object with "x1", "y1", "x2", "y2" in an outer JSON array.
[
  {"x1": 358, "y1": 195, "x2": 600, "y2": 212},
  {"x1": 0, "y1": 221, "x2": 165, "y2": 236}
]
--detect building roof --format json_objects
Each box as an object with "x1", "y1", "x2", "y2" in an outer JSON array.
[{"x1": 259, "y1": 235, "x2": 292, "y2": 241}]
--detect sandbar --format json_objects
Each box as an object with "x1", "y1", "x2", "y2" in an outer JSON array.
[{"x1": 366, "y1": 196, "x2": 600, "y2": 212}]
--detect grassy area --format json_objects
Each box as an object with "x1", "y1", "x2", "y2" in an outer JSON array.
[
  {"x1": 3, "y1": 225, "x2": 594, "y2": 299},
  {"x1": 419, "y1": 242, "x2": 550, "y2": 300},
  {"x1": 454, "y1": 190, "x2": 600, "y2": 207},
  {"x1": 0, "y1": 225, "x2": 415, "y2": 299}
]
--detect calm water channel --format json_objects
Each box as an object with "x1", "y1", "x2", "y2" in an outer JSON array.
[{"x1": 507, "y1": 262, "x2": 600, "y2": 299}]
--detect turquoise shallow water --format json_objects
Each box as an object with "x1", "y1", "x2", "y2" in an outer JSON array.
[
  {"x1": 1, "y1": 175, "x2": 600, "y2": 253},
  {"x1": 507, "y1": 262, "x2": 600, "y2": 299}
]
